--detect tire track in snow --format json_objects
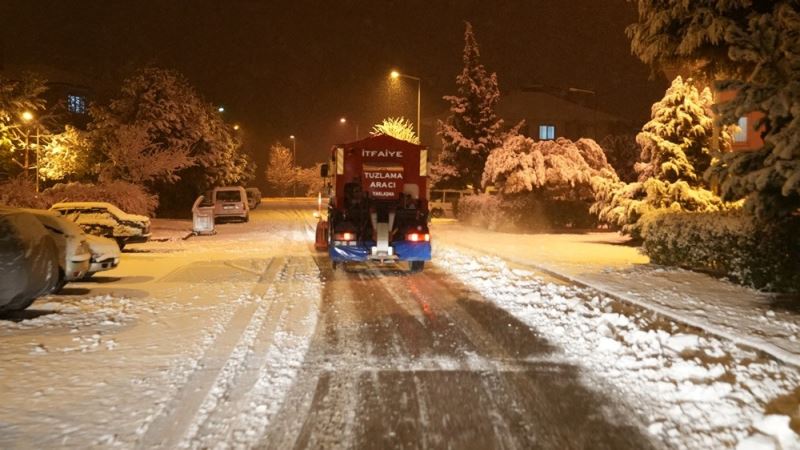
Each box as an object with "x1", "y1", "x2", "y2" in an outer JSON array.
[{"x1": 137, "y1": 257, "x2": 285, "y2": 449}]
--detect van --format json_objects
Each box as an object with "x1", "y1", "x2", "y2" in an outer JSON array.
[
  {"x1": 429, "y1": 189, "x2": 473, "y2": 218},
  {"x1": 212, "y1": 186, "x2": 249, "y2": 222}
]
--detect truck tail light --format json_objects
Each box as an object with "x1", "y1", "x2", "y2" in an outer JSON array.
[
  {"x1": 334, "y1": 232, "x2": 355, "y2": 241},
  {"x1": 406, "y1": 232, "x2": 430, "y2": 242}
]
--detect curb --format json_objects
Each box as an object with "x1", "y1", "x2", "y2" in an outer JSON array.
[{"x1": 443, "y1": 239, "x2": 800, "y2": 368}]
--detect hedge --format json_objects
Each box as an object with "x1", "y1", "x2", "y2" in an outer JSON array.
[
  {"x1": 641, "y1": 211, "x2": 800, "y2": 292},
  {"x1": 457, "y1": 193, "x2": 597, "y2": 232}
]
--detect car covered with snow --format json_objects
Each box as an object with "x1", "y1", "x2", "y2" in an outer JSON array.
[
  {"x1": 22, "y1": 208, "x2": 92, "y2": 289},
  {"x1": 0, "y1": 209, "x2": 61, "y2": 312},
  {"x1": 50, "y1": 202, "x2": 151, "y2": 249},
  {"x1": 212, "y1": 186, "x2": 249, "y2": 222},
  {"x1": 84, "y1": 234, "x2": 121, "y2": 277}
]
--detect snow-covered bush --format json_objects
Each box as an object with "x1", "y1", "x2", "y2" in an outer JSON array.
[
  {"x1": 592, "y1": 77, "x2": 729, "y2": 239},
  {"x1": 484, "y1": 135, "x2": 618, "y2": 199},
  {"x1": 45, "y1": 181, "x2": 158, "y2": 216},
  {"x1": 642, "y1": 211, "x2": 800, "y2": 292},
  {"x1": 457, "y1": 193, "x2": 596, "y2": 232},
  {"x1": 0, "y1": 175, "x2": 48, "y2": 209},
  {"x1": 599, "y1": 134, "x2": 639, "y2": 183}
]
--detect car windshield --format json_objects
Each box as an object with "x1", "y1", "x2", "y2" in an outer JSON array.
[{"x1": 217, "y1": 191, "x2": 242, "y2": 202}]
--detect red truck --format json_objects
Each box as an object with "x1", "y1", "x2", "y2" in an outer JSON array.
[{"x1": 316, "y1": 134, "x2": 431, "y2": 272}]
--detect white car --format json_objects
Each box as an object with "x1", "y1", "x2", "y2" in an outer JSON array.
[
  {"x1": 50, "y1": 202, "x2": 151, "y2": 249},
  {"x1": 84, "y1": 234, "x2": 121, "y2": 277},
  {"x1": 212, "y1": 186, "x2": 249, "y2": 222},
  {"x1": 23, "y1": 209, "x2": 92, "y2": 289}
]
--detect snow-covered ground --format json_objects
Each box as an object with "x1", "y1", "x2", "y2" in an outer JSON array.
[
  {"x1": 433, "y1": 221, "x2": 800, "y2": 449},
  {"x1": 0, "y1": 200, "x2": 322, "y2": 448}
]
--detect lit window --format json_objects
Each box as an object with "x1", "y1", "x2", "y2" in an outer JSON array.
[
  {"x1": 67, "y1": 94, "x2": 87, "y2": 114},
  {"x1": 538, "y1": 124, "x2": 555, "y2": 140},
  {"x1": 733, "y1": 117, "x2": 748, "y2": 143}
]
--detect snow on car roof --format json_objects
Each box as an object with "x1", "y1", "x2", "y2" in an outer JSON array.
[{"x1": 50, "y1": 202, "x2": 149, "y2": 222}]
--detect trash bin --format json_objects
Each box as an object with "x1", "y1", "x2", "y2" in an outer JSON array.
[{"x1": 192, "y1": 195, "x2": 216, "y2": 235}]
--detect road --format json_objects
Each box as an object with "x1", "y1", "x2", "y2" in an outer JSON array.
[{"x1": 0, "y1": 199, "x2": 692, "y2": 449}]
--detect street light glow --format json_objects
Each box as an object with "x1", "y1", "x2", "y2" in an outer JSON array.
[
  {"x1": 339, "y1": 117, "x2": 347, "y2": 124},
  {"x1": 289, "y1": 135, "x2": 295, "y2": 140},
  {"x1": 21, "y1": 111, "x2": 34, "y2": 122},
  {"x1": 218, "y1": 106, "x2": 225, "y2": 113},
  {"x1": 233, "y1": 124, "x2": 240, "y2": 130},
  {"x1": 390, "y1": 70, "x2": 400, "y2": 79}
]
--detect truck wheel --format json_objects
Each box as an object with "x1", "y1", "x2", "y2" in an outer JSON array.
[
  {"x1": 409, "y1": 261, "x2": 425, "y2": 273},
  {"x1": 332, "y1": 261, "x2": 338, "y2": 270}
]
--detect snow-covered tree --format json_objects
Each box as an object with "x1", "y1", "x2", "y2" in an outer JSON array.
[
  {"x1": 90, "y1": 68, "x2": 250, "y2": 204},
  {"x1": 599, "y1": 134, "x2": 639, "y2": 183},
  {"x1": 591, "y1": 76, "x2": 730, "y2": 238},
  {"x1": 0, "y1": 75, "x2": 47, "y2": 178},
  {"x1": 628, "y1": 1, "x2": 800, "y2": 220},
  {"x1": 371, "y1": 117, "x2": 419, "y2": 144},
  {"x1": 38, "y1": 125, "x2": 91, "y2": 181},
  {"x1": 434, "y1": 22, "x2": 510, "y2": 190},
  {"x1": 295, "y1": 163, "x2": 325, "y2": 197},
  {"x1": 266, "y1": 143, "x2": 295, "y2": 196},
  {"x1": 484, "y1": 135, "x2": 618, "y2": 200}
]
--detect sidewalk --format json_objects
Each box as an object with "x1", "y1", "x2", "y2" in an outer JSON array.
[{"x1": 433, "y1": 221, "x2": 800, "y2": 367}]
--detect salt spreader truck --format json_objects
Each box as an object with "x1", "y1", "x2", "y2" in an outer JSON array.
[{"x1": 316, "y1": 134, "x2": 431, "y2": 272}]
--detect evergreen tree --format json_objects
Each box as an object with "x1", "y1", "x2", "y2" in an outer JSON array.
[
  {"x1": 628, "y1": 1, "x2": 800, "y2": 220},
  {"x1": 434, "y1": 22, "x2": 506, "y2": 190},
  {"x1": 592, "y1": 77, "x2": 730, "y2": 239}
]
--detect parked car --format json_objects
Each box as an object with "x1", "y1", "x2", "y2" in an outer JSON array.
[
  {"x1": 212, "y1": 186, "x2": 249, "y2": 222},
  {"x1": 429, "y1": 189, "x2": 473, "y2": 218},
  {"x1": 23, "y1": 209, "x2": 92, "y2": 289},
  {"x1": 84, "y1": 234, "x2": 121, "y2": 277},
  {"x1": 50, "y1": 202, "x2": 151, "y2": 249},
  {"x1": 245, "y1": 187, "x2": 262, "y2": 210},
  {"x1": 0, "y1": 209, "x2": 60, "y2": 312}
]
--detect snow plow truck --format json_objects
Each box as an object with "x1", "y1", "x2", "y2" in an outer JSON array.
[{"x1": 315, "y1": 134, "x2": 431, "y2": 272}]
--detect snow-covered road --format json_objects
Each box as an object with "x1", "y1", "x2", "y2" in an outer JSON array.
[{"x1": 1, "y1": 199, "x2": 797, "y2": 449}]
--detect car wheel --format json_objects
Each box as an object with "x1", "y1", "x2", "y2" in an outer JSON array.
[
  {"x1": 82, "y1": 271, "x2": 96, "y2": 280},
  {"x1": 409, "y1": 261, "x2": 425, "y2": 273},
  {"x1": 431, "y1": 209, "x2": 444, "y2": 218},
  {"x1": 244, "y1": 214, "x2": 250, "y2": 223},
  {"x1": 55, "y1": 269, "x2": 67, "y2": 292},
  {"x1": 115, "y1": 238, "x2": 126, "y2": 250}
]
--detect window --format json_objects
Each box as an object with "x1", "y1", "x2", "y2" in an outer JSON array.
[
  {"x1": 538, "y1": 124, "x2": 555, "y2": 140},
  {"x1": 67, "y1": 94, "x2": 87, "y2": 114},
  {"x1": 733, "y1": 116, "x2": 748, "y2": 143}
]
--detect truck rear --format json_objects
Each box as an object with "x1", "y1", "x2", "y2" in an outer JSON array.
[{"x1": 316, "y1": 135, "x2": 431, "y2": 272}]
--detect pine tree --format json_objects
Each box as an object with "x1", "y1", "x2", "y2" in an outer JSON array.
[
  {"x1": 628, "y1": 1, "x2": 800, "y2": 220},
  {"x1": 592, "y1": 76, "x2": 730, "y2": 239},
  {"x1": 434, "y1": 22, "x2": 506, "y2": 190}
]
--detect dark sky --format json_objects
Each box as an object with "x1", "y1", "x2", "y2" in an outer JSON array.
[{"x1": 2, "y1": 0, "x2": 666, "y2": 172}]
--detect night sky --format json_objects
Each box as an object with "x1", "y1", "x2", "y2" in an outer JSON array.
[{"x1": 3, "y1": 0, "x2": 666, "y2": 172}]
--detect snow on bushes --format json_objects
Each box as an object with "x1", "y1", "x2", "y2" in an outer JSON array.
[
  {"x1": 592, "y1": 77, "x2": 729, "y2": 240},
  {"x1": 45, "y1": 181, "x2": 158, "y2": 216},
  {"x1": 483, "y1": 135, "x2": 617, "y2": 198},
  {"x1": 642, "y1": 211, "x2": 800, "y2": 292},
  {"x1": 0, "y1": 176, "x2": 48, "y2": 209}
]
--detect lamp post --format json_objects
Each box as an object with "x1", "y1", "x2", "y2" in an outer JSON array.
[
  {"x1": 390, "y1": 70, "x2": 421, "y2": 138},
  {"x1": 289, "y1": 135, "x2": 296, "y2": 197},
  {"x1": 20, "y1": 111, "x2": 40, "y2": 192},
  {"x1": 339, "y1": 117, "x2": 359, "y2": 140}
]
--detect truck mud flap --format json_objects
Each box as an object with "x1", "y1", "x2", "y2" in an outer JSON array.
[{"x1": 393, "y1": 241, "x2": 432, "y2": 261}]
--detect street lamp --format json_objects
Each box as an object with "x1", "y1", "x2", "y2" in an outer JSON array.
[
  {"x1": 218, "y1": 106, "x2": 225, "y2": 113},
  {"x1": 389, "y1": 69, "x2": 421, "y2": 139},
  {"x1": 233, "y1": 124, "x2": 240, "y2": 131},
  {"x1": 339, "y1": 117, "x2": 359, "y2": 140},
  {"x1": 20, "y1": 111, "x2": 41, "y2": 192},
  {"x1": 289, "y1": 135, "x2": 296, "y2": 197}
]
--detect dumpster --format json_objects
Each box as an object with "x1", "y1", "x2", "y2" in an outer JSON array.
[{"x1": 192, "y1": 195, "x2": 216, "y2": 235}]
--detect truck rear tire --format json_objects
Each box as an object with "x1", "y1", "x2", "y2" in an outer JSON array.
[{"x1": 409, "y1": 261, "x2": 425, "y2": 273}]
